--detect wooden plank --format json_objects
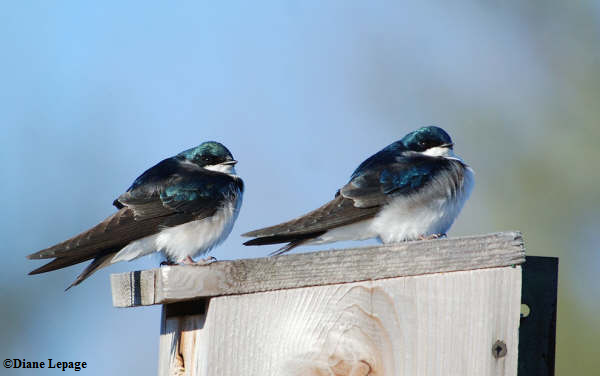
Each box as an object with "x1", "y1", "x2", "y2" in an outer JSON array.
[
  {"x1": 111, "y1": 231, "x2": 525, "y2": 307},
  {"x1": 518, "y1": 256, "x2": 559, "y2": 376},
  {"x1": 158, "y1": 266, "x2": 522, "y2": 376}
]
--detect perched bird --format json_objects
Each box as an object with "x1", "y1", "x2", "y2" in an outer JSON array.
[
  {"x1": 28, "y1": 141, "x2": 244, "y2": 289},
  {"x1": 243, "y1": 126, "x2": 473, "y2": 255}
]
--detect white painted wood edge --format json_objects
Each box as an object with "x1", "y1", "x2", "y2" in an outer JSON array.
[{"x1": 111, "y1": 231, "x2": 525, "y2": 308}]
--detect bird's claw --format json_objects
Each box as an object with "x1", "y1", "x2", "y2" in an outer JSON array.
[
  {"x1": 183, "y1": 255, "x2": 217, "y2": 266},
  {"x1": 418, "y1": 233, "x2": 446, "y2": 240}
]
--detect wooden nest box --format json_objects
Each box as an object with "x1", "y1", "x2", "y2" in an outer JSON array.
[{"x1": 111, "y1": 231, "x2": 557, "y2": 376}]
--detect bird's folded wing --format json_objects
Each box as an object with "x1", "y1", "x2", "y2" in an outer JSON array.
[
  {"x1": 27, "y1": 208, "x2": 166, "y2": 261},
  {"x1": 115, "y1": 164, "x2": 242, "y2": 221},
  {"x1": 242, "y1": 194, "x2": 380, "y2": 239},
  {"x1": 28, "y1": 166, "x2": 242, "y2": 261}
]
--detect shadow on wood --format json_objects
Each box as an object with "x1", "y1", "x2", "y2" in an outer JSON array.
[{"x1": 160, "y1": 300, "x2": 209, "y2": 376}]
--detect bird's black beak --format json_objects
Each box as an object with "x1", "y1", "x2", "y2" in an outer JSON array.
[
  {"x1": 441, "y1": 143, "x2": 454, "y2": 149},
  {"x1": 222, "y1": 160, "x2": 238, "y2": 166}
]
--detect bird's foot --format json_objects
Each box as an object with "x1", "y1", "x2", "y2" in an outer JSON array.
[
  {"x1": 160, "y1": 260, "x2": 177, "y2": 267},
  {"x1": 183, "y1": 255, "x2": 217, "y2": 266},
  {"x1": 418, "y1": 233, "x2": 446, "y2": 240}
]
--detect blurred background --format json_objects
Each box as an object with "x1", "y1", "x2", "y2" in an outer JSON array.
[{"x1": 1, "y1": 1, "x2": 598, "y2": 374}]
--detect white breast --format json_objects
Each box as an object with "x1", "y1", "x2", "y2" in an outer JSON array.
[
  {"x1": 371, "y1": 165, "x2": 474, "y2": 243},
  {"x1": 158, "y1": 193, "x2": 243, "y2": 262},
  {"x1": 112, "y1": 190, "x2": 243, "y2": 264}
]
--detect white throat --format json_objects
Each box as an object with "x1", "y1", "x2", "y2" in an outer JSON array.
[
  {"x1": 205, "y1": 163, "x2": 237, "y2": 175},
  {"x1": 421, "y1": 146, "x2": 454, "y2": 158}
]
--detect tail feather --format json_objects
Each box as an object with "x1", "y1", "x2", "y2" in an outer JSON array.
[
  {"x1": 243, "y1": 231, "x2": 326, "y2": 246},
  {"x1": 65, "y1": 253, "x2": 116, "y2": 290},
  {"x1": 243, "y1": 231, "x2": 326, "y2": 256},
  {"x1": 269, "y1": 239, "x2": 309, "y2": 256}
]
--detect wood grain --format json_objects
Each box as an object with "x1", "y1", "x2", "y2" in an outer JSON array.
[
  {"x1": 159, "y1": 266, "x2": 522, "y2": 376},
  {"x1": 111, "y1": 231, "x2": 525, "y2": 308}
]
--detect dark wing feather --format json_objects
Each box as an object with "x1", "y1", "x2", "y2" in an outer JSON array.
[
  {"x1": 115, "y1": 158, "x2": 242, "y2": 224},
  {"x1": 29, "y1": 252, "x2": 112, "y2": 275},
  {"x1": 27, "y1": 208, "x2": 160, "y2": 260},
  {"x1": 341, "y1": 154, "x2": 454, "y2": 207},
  {"x1": 243, "y1": 194, "x2": 379, "y2": 240}
]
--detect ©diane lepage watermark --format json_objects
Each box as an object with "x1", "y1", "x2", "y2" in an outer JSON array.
[{"x1": 4, "y1": 358, "x2": 87, "y2": 371}]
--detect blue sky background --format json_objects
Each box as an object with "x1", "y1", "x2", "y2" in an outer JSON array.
[{"x1": 2, "y1": 1, "x2": 599, "y2": 374}]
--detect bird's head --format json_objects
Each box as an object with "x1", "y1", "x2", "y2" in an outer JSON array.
[
  {"x1": 401, "y1": 126, "x2": 454, "y2": 157},
  {"x1": 178, "y1": 141, "x2": 237, "y2": 174}
]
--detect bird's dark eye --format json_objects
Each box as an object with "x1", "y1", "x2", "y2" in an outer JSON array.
[
  {"x1": 418, "y1": 140, "x2": 426, "y2": 147},
  {"x1": 201, "y1": 155, "x2": 217, "y2": 164}
]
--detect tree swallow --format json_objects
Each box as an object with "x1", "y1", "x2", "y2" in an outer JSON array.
[
  {"x1": 28, "y1": 141, "x2": 244, "y2": 289},
  {"x1": 243, "y1": 126, "x2": 473, "y2": 255}
]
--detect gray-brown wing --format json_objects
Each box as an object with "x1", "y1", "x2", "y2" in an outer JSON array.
[
  {"x1": 27, "y1": 207, "x2": 167, "y2": 263},
  {"x1": 242, "y1": 193, "x2": 380, "y2": 242}
]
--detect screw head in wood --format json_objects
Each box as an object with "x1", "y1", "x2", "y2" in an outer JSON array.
[{"x1": 492, "y1": 340, "x2": 507, "y2": 358}]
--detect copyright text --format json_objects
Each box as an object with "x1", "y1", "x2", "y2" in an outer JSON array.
[{"x1": 4, "y1": 359, "x2": 87, "y2": 371}]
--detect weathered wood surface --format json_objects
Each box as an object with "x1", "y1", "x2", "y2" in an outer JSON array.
[
  {"x1": 158, "y1": 266, "x2": 522, "y2": 376},
  {"x1": 111, "y1": 231, "x2": 524, "y2": 308}
]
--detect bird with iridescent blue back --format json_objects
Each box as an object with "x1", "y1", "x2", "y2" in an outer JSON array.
[
  {"x1": 27, "y1": 141, "x2": 244, "y2": 289},
  {"x1": 243, "y1": 126, "x2": 473, "y2": 255}
]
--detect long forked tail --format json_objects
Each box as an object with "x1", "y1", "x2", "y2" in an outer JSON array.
[{"x1": 29, "y1": 250, "x2": 118, "y2": 290}]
